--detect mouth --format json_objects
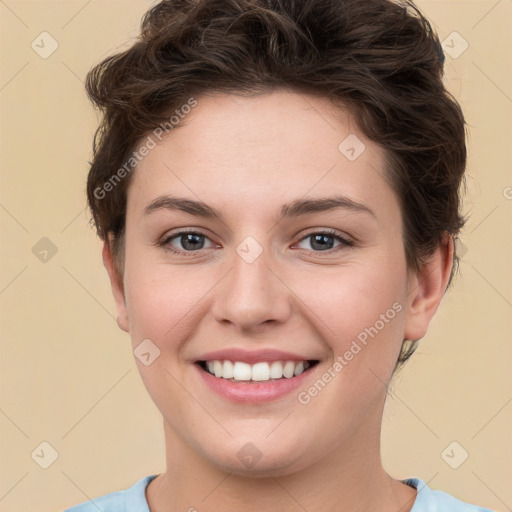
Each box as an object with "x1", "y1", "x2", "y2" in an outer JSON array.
[{"x1": 196, "y1": 359, "x2": 320, "y2": 383}]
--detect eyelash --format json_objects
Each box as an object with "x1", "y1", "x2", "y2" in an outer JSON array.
[{"x1": 158, "y1": 228, "x2": 354, "y2": 256}]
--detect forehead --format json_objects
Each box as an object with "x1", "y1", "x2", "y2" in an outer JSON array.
[{"x1": 126, "y1": 90, "x2": 399, "y2": 226}]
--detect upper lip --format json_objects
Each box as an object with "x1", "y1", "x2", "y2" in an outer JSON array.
[{"x1": 195, "y1": 348, "x2": 320, "y2": 364}]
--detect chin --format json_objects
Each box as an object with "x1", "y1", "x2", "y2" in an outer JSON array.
[{"x1": 199, "y1": 435, "x2": 315, "y2": 478}]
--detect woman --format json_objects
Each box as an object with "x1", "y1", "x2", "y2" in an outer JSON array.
[{"x1": 64, "y1": 0, "x2": 494, "y2": 510}]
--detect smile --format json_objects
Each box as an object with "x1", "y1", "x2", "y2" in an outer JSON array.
[{"x1": 197, "y1": 359, "x2": 319, "y2": 382}]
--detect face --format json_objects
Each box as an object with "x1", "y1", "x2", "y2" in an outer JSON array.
[{"x1": 104, "y1": 90, "x2": 449, "y2": 476}]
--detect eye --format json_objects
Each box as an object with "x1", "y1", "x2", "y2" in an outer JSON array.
[
  {"x1": 158, "y1": 228, "x2": 354, "y2": 256},
  {"x1": 295, "y1": 229, "x2": 353, "y2": 253},
  {"x1": 159, "y1": 230, "x2": 217, "y2": 254}
]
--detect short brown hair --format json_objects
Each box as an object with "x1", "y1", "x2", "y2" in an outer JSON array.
[{"x1": 85, "y1": 0, "x2": 467, "y2": 371}]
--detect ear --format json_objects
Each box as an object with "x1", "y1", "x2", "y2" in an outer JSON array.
[
  {"x1": 102, "y1": 236, "x2": 130, "y2": 333},
  {"x1": 404, "y1": 233, "x2": 454, "y2": 342}
]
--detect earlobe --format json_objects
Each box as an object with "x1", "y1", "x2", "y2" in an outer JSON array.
[
  {"x1": 102, "y1": 237, "x2": 130, "y2": 333},
  {"x1": 403, "y1": 234, "x2": 454, "y2": 342}
]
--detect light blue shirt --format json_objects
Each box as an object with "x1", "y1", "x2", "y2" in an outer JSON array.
[{"x1": 63, "y1": 474, "x2": 494, "y2": 511}]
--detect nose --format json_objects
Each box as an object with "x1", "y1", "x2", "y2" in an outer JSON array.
[{"x1": 211, "y1": 240, "x2": 292, "y2": 332}]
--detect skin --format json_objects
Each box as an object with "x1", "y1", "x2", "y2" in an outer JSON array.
[{"x1": 102, "y1": 90, "x2": 453, "y2": 512}]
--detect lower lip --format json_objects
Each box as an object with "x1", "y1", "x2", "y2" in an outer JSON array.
[{"x1": 195, "y1": 363, "x2": 318, "y2": 403}]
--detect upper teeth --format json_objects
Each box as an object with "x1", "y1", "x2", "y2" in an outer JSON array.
[{"x1": 205, "y1": 360, "x2": 310, "y2": 381}]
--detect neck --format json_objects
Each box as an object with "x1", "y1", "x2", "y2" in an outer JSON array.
[{"x1": 146, "y1": 395, "x2": 417, "y2": 512}]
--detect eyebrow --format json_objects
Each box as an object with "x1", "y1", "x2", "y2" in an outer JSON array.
[{"x1": 143, "y1": 194, "x2": 376, "y2": 221}]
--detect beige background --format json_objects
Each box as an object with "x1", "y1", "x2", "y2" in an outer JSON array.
[{"x1": 0, "y1": 1, "x2": 511, "y2": 511}]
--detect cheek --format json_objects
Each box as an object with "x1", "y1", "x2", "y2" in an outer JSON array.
[
  {"x1": 305, "y1": 258, "x2": 403, "y2": 324},
  {"x1": 122, "y1": 263, "x2": 204, "y2": 408},
  {"x1": 124, "y1": 246, "x2": 407, "y2": 347},
  {"x1": 123, "y1": 258, "x2": 213, "y2": 358},
  {"x1": 289, "y1": 259, "x2": 407, "y2": 431},
  {"x1": 291, "y1": 255, "x2": 407, "y2": 370}
]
